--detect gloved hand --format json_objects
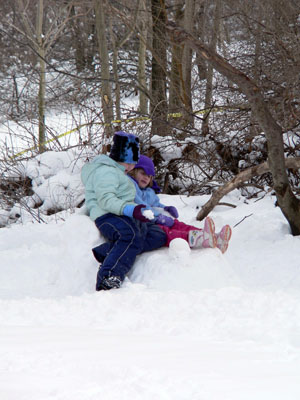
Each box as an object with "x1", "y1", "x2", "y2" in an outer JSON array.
[
  {"x1": 155, "y1": 214, "x2": 174, "y2": 227},
  {"x1": 164, "y1": 206, "x2": 179, "y2": 218},
  {"x1": 133, "y1": 204, "x2": 151, "y2": 223}
]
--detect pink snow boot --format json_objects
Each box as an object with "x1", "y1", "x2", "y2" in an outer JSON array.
[
  {"x1": 216, "y1": 225, "x2": 232, "y2": 254},
  {"x1": 188, "y1": 217, "x2": 217, "y2": 249}
]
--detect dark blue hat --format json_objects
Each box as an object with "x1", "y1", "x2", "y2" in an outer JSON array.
[{"x1": 110, "y1": 131, "x2": 140, "y2": 163}]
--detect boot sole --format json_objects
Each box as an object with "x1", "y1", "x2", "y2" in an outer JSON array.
[
  {"x1": 200, "y1": 217, "x2": 217, "y2": 248},
  {"x1": 204, "y1": 217, "x2": 217, "y2": 248},
  {"x1": 217, "y1": 225, "x2": 232, "y2": 253}
]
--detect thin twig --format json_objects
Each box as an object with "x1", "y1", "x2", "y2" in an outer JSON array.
[{"x1": 233, "y1": 213, "x2": 253, "y2": 228}]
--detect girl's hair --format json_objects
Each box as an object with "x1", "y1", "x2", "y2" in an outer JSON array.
[{"x1": 130, "y1": 168, "x2": 153, "y2": 188}]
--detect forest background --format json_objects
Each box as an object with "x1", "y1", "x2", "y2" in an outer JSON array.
[{"x1": 0, "y1": 0, "x2": 299, "y2": 231}]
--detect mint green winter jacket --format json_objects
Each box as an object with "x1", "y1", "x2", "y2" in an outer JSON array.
[{"x1": 81, "y1": 154, "x2": 137, "y2": 221}]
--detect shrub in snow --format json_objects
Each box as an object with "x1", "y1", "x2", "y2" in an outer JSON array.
[{"x1": 0, "y1": 149, "x2": 90, "y2": 225}]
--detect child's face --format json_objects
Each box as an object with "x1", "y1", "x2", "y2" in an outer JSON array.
[{"x1": 135, "y1": 169, "x2": 151, "y2": 188}]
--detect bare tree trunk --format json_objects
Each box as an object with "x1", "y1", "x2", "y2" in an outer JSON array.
[
  {"x1": 38, "y1": 47, "x2": 46, "y2": 153},
  {"x1": 181, "y1": 0, "x2": 195, "y2": 127},
  {"x1": 12, "y1": 73, "x2": 21, "y2": 115},
  {"x1": 94, "y1": 0, "x2": 114, "y2": 146},
  {"x1": 150, "y1": 0, "x2": 168, "y2": 137},
  {"x1": 70, "y1": 5, "x2": 86, "y2": 73},
  {"x1": 249, "y1": 12, "x2": 262, "y2": 140},
  {"x1": 202, "y1": 0, "x2": 220, "y2": 136},
  {"x1": 137, "y1": 0, "x2": 148, "y2": 114},
  {"x1": 109, "y1": 19, "x2": 121, "y2": 123},
  {"x1": 168, "y1": 0, "x2": 195, "y2": 129},
  {"x1": 169, "y1": 0, "x2": 184, "y2": 114},
  {"x1": 108, "y1": 2, "x2": 138, "y2": 123},
  {"x1": 167, "y1": 22, "x2": 300, "y2": 235},
  {"x1": 19, "y1": 0, "x2": 46, "y2": 153},
  {"x1": 195, "y1": 1, "x2": 207, "y2": 81},
  {"x1": 36, "y1": 0, "x2": 46, "y2": 153}
]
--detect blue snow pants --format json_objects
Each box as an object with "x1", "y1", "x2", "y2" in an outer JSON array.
[{"x1": 93, "y1": 213, "x2": 167, "y2": 286}]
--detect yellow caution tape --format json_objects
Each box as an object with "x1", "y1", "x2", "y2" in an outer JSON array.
[{"x1": 10, "y1": 106, "x2": 242, "y2": 159}]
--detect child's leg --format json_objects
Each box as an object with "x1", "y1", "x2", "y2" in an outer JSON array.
[
  {"x1": 172, "y1": 219, "x2": 200, "y2": 232},
  {"x1": 157, "y1": 219, "x2": 202, "y2": 247},
  {"x1": 158, "y1": 218, "x2": 201, "y2": 247},
  {"x1": 215, "y1": 225, "x2": 232, "y2": 253},
  {"x1": 92, "y1": 242, "x2": 112, "y2": 263},
  {"x1": 157, "y1": 217, "x2": 218, "y2": 249},
  {"x1": 157, "y1": 224, "x2": 189, "y2": 247},
  {"x1": 94, "y1": 214, "x2": 143, "y2": 288},
  {"x1": 140, "y1": 223, "x2": 167, "y2": 252}
]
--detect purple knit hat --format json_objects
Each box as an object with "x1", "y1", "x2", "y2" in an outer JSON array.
[{"x1": 134, "y1": 155, "x2": 155, "y2": 176}]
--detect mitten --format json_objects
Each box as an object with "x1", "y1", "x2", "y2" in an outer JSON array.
[
  {"x1": 164, "y1": 206, "x2": 179, "y2": 218},
  {"x1": 155, "y1": 214, "x2": 174, "y2": 227},
  {"x1": 133, "y1": 204, "x2": 151, "y2": 223}
]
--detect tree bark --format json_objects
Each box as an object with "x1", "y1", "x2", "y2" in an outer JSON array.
[
  {"x1": 169, "y1": 0, "x2": 184, "y2": 115},
  {"x1": 167, "y1": 22, "x2": 300, "y2": 235},
  {"x1": 38, "y1": 47, "x2": 46, "y2": 153},
  {"x1": 108, "y1": 2, "x2": 138, "y2": 123},
  {"x1": 150, "y1": 0, "x2": 168, "y2": 137},
  {"x1": 168, "y1": 0, "x2": 195, "y2": 129},
  {"x1": 181, "y1": 0, "x2": 195, "y2": 127},
  {"x1": 36, "y1": 0, "x2": 46, "y2": 153},
  {"x1": 109, "y1": 19, "x2": 121, "y2": 123},
  {"x1": 195, "y1": 2, "x2": 207, "y2": 81},
  {"x1": 138, "y1": 0, "x2": 148, "y2": 114},
  {"x1": 70, "y1": 5, "x2": 86, "y2": 73},
  {"x1": 17, "y1": 0, "x2": 46, "y2": 152},
  {"x1": 94, "y1": 0, "x2": 114, "y2": 146},
  {"x1": 202, "y1": 0, "x2": 220, "y2": 136}
]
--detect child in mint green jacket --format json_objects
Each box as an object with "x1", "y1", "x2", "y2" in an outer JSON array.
[{"x1": 81, "y1": 132, "x2": 166, "y2": 291}]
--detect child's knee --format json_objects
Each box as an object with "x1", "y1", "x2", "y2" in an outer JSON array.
[
  {"x1": 118, "y1": 229, "x2": 143, "y2": 251},
  {"x1": 151, "y1": 229, "x2": 167, "y2": 248}
]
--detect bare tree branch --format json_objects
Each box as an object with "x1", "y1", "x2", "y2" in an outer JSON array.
[{"x1": 197, "y1": 157, "x2": 300, "y2": 221}]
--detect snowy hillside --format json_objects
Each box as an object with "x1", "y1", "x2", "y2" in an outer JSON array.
[{"x1": 0, "y1": 153, "x2": 300, "y2": 399}]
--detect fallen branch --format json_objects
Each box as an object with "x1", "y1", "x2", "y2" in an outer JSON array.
[{"x1": 197, "y1": 157, "x2": 300, "y2": 221}]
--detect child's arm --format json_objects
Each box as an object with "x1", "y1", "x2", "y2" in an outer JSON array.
[
  {"x1": 146, "y1": 188, "x2": 165, "y2": 210},
  {"x1": 148, "y1": 188, "x2": 179, "y2": 218},
  {"x1": 92, "y1": 168, "x2": 135, "y2": 215}
]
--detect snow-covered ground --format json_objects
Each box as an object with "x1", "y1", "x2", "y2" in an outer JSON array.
[{"x1": 1, "y1": 169, "x2": 300, "y2": 399}]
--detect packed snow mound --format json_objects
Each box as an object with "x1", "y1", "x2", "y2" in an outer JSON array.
[
  {"x1": 1, "y1": 190, "x2": 300, "y2": 301},
  {"x1": 0, "y1": 214, "x2": 97, "y2": 299},
  {"x1": 129, "y1": 242, "x2": 240, "y2": 291},
  {"x1": 0, "y1": 211, "x2": 239, "y2": 300}
]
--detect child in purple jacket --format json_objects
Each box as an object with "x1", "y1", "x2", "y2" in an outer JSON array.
[{"x1": 129, "y1": 155, "x2": 232, "y2": 253}]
